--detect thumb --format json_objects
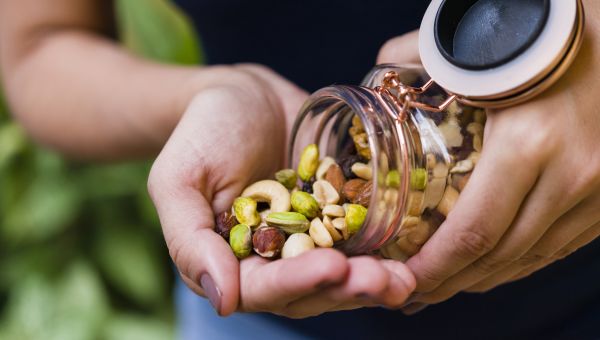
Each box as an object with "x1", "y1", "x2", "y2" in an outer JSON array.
[
  {"x1": 377, "y1": 30, "x2": 421, "y2": 65},
  {"x1": 148, "y1": 173, "x2": 240, "y2": 316}
]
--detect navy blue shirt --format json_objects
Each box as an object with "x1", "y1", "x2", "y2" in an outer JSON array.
[{"x1": 174, "y1": 0, "x2": 600, "y2": 338}]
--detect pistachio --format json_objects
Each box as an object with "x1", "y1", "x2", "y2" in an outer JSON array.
[
  {"x1": 316, "y1": 157, "x2": 336, "y2": 180},
  {"x1": 291, "y1": 191, "x2": 320, "y2": 219},
  {"x1": 266, "y1": 212, "x2": 310, "y2": 234},
  {"x1": 233, "y1": 197, "x2": 261, "y2": 227},
  {"x1": 242, "y1": 180, "x2": 291, "y2": 213},
  {"x1": 450, "y1": 159, "x2": 474, "y2": 174},
  {"x1": 410, "y1": 168, "x2": 428, "y2": 190},
  {"x1": 298, "y1": 144, "x2": 320, "y2": 181},
  {"x1": 351, "y1": 162, "x2": 372, "y2": 181},
  {"x1": 437, "y1": 186, "x2": 459, "y2": 216},
  {"x1": 281, "y1": 233, "x2": 315, "y2": 259},
  {"x1": 215, "y1": 211, "x2": 238, "y2": 239},
  {"x1": 309, "y1": 217, "x2": 334, "y2": 248},
  {"x1": 324, "y1": 163, "x2": 345, "y2": 195},
  {"x1": 385, "y1": 170, "x2": 401, "y2": 188},
  {"x1": 322, "y1": 215, "x2": 343, "y2": 242},
  {"x1": 332, "y1": 217, "x2": 349, "y2": 240},
  {"x1": 313, "y1": 180, "x2": 340, "y2": 208},
  {"x1": 275, "y1": 169, "x2": 298, "y2": 190},
  {"x1": 229, "y1": 224, "x2": 252, "y2": 259},
  {"x1": 252, "y1": 226, "x2": 286, "y2": 259},
  {"x1": 345, "y1": 204, "x2": 367, "y2": 234},
  {"x1": 322, "y1": 204, "x2": 345, "y2": 217},
  {"x1": 341, "y1": 179, "x2": 366, "y2": 203},
  {"x1": 354, "y1": 180, "x2": 373, "y2": 207}
]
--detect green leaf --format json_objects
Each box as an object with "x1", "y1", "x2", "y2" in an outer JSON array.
[
  {"x1": 115, "y1": 0, "x2": 202, "y2": 64},
  {"x1": 93, "y1": 224, "x2": 168, "y2": 307},
  {"x1": 1, "y1": 150, "x2": 80, "y2": 245},
  {"x1": 0, "y1": 122, "x2": 27, "y2": 170},
  {"x1": 0, "y1": 262, "x2": 109, "y2": 340},
  {"x1": 102, "y1": 313, "x2": 174, "y2": 340}
]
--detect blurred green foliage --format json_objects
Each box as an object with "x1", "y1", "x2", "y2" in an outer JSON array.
[{"x1": 0, "y1": 1, "x2": 201, "y2": 339}]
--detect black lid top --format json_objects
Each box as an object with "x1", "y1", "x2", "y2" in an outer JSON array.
[{"x1": 435, "y1": 0, "x2": 550, "y2": 70}]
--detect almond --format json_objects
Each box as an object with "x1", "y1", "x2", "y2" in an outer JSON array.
[
  {"x1": 324, "y1": 163, "x2": 345, "y2": 196},
  {"x1": 341, "y1": 179, "x2": 366, "y2": 203},
  {"x1": 354, "y1": 180, "x2": 373, "y2": 207}
]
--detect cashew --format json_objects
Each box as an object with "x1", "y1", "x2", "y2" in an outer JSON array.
[
  {"x1": 466, "y1": 122, "x2": 484, "y2": 136},
  {"x1": 242, "y1": 180, "x2": 291, "y2": 213}
]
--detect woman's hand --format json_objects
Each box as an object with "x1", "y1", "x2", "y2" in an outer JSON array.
[
  {"x1": 148, "y1": 65, "x2": 415, "y2": 318},
  {"x1": 379, "y1": 7, "x2": 600, "y2": 311}
]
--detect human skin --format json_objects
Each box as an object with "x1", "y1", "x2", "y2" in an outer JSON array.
[
  {"x1": 0, "y1": 0, "x2": 416, "y2": 318},
  {"x1": 377, "y1": 1, "x2": 600, "y2": 313}
]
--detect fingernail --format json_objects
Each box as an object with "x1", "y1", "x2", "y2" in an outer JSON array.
[
  {"x1": 402, "y1": 302, "x2": 429, "y2": 315},
  {"x1": 200, "y1": 274, "x2": 222, "y2": 315}
]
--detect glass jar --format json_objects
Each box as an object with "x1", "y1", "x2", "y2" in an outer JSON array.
[{"x1": 289, "y1": 64, "x2": 486, "y2": 261}]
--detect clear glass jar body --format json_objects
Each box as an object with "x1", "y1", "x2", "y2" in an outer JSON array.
[{"x1": 289, "y1": 64, "x2": 486, "y2": 260}]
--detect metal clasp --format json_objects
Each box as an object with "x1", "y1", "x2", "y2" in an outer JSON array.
[{"x1": 374, "y1": 71, "x2": 459, "y2": 123}]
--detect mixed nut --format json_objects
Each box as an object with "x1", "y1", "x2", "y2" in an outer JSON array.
[
  {"x1": 380, "y1": 102, "x2": 486, "y2": 261},
  {"x1": 215, "y1": 143, "x2": 372, "y2": 260},
  {"x1": 215, "y1": 99, "x2": 486, "y2": 262}
]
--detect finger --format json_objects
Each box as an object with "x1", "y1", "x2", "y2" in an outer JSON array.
[
  {"x1": 509, "y1": 221, "x2": 600, "y2": 283},
  {"x1": 401, "y1": 302, "x2": 429, "y2": 315},
  {"x1": 283, "y1": 257, "x2": 415, "y2": 318},
  {"x1": 240, "y1": 249, "x2": 349, "y2": 313},
  {"x1": 377, "y1": 30, "x2": 420, "y2": 64},
  {"x1": 148, "y1": 166, "x2": 240, "y2": 316},
  {"x1": 416, "y1": 167, "x2": 588, "y2": 303},
  {"x1": 464, "y1": 196, "x2": 600, "y2": 293},
  {"x1": 406, "y1": 133, "x2": 539, "y2": 293}
]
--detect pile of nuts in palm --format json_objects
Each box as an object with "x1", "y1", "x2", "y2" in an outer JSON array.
[{"x1": 215, "y1": 125, "x2": 373, "y2": 260}]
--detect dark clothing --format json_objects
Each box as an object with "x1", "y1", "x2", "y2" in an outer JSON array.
[{"x1": 174, "y1": 0, "x2": 600, "y2": 338}]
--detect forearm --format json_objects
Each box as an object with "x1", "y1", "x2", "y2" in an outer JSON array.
[{"x1": 1, "y1": 28, "x2": 231, "y2": 159}]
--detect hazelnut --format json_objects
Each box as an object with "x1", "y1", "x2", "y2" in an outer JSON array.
[
  {"x1": 215, "y1": 211, "x2": 238, "y2": 239},
  {"x1": 252, "y1": 227, "x2": 286, "y2": 259}
]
